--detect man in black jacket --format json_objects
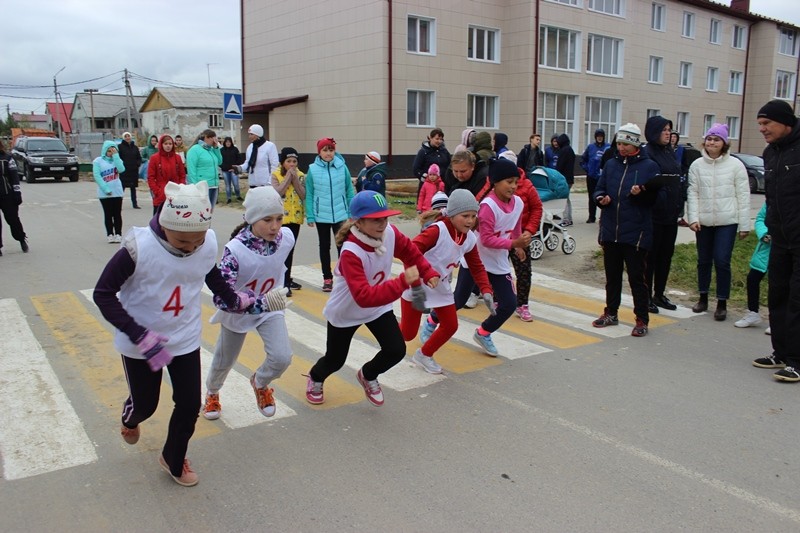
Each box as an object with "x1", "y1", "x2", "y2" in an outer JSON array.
[
  {"x1": 751, "y1": 100, "x2": 800, "y2": 382},
  {"x1": 517, "y1": 133, "x2": 544, "y2": 176},
  {"x1": 0, "y1": 140, "x2": 28, "y2": 255},
  {"x1": 117, "y1": 132, "x2": 142, "y2": 209}
]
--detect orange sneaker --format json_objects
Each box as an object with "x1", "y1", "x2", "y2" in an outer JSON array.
[
  {"x1": 250, "y1": 374, "x2": 276, "y2": 417},
  {"x1": 159, "y1": 455, "x2": 198, "y2": 487},
  {"x1": 120, "y1": 424, "x2": 139, "y2": 445},
  {"x1": 202, "y1": 393, "x2": 221, "y2": 420}
]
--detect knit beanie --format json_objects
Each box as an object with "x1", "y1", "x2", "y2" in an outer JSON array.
[
  {"x1": 704, "y1": 123, "x2": 729, "y2": 144},
  {"x1": 757, "y1": 100, "x2": 797, "y2": 127},
  {"x1": 446, "y1": 189, "x2": 479, "y2": 217},
  {"x1": 279, "y1": 146, "x2": 298, "y2": 164},
  {"x1": 431, "y1": 191, "x2": 448, "y2": 211},
  {"x1": 428, "y1": 163, "x2": 440, "y2": 176},
  {"x1": 366, "y1": 151, "x2": 381, "y2": 164},
  {"x1": 248, "y1": 124, "x2": 264, "y2": 137},
  {"x1": 498, "y1": 150, "x2": 518, "y2": 165},
  {"x1": 488, "y1": 157, "x2": 520, "y2": 184},
  {"x1": 159, "y1": 182, "x2": 213, "y2": 232},
  {"x1": 616, "y1": 123, "x2": 642, "y2": 147},
  {"x1": 316, "y1": 137, "x2": 336, "y2": 152},
  {"x1": 243, "y1": 186, "x2": 285, "y2": 224}
]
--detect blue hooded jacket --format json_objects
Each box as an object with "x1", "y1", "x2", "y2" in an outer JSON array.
[
  {"x1": 92, "y1": 140, "x2": 125, "y2": 198},
  {"x1": 580, "y1": 129, "x2": 610, "y2": 179},
  {"x1": 305, "y1": 152, "x2": 355, "y2": 224}
]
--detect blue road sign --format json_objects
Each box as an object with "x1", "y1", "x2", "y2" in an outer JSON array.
[{"x1": 223, "y1": 93, "x2": 243, "y2": 120}]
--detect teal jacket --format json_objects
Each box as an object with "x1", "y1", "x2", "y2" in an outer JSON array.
[
  {"x1": 186, "y1": 141, "x2": 222, "y2": 187},
  {"x1": 92, "y1": 140, "x2": 125, "y2": 198},
  {"x1": 749, "y1": 203, "x2": 770, "y2": 273},
  {"x1": 305, "y1": 153, "x2": 354, "y2": 224}
]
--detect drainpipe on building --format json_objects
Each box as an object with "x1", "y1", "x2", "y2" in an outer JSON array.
[
  {"x1": 737, "y1": 22, "x2": 754, "y2": 154},
  {"x1": 532, "y1": 0, "x2": 540, "y2": 133},
  {"x1": 388, "y1": 0, "x2": 393, "y2": 165},
  {"x1": 794, "y1": 44, "x2": 800, "y2": 113}
]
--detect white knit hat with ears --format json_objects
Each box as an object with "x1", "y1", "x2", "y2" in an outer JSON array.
[
  {"x1": 159, "y1": 182, "x2": 213, "y2": 231},
  {"x1": 616, "y1": 123, "x2": 642, "y2": 147},
  {"x1": 243, "y1": 186, "x2": 285, "y2": 224}
]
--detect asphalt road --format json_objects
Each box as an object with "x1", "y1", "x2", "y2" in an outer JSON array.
[{"x1": 1, "y1": 180, "x2": 797, "y2": 532}]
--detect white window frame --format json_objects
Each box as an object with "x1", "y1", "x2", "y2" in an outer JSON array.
[
  {"x1": 728, "y1": 71, "x2": 743, "y2": 94},
  {"x1": 709, "y1": 19, "x2": 721, "y2": 45},
  {"x1": 208, "y1": 113, "x2": 222, "y2": 128},
  {"x1": 647, "y1": 108, "x2": 661, "y2": 119},
  {"x1": 651, "y1": 3, "x2": 666, "y2": 31},
  {"x1": 587, "y1": 34, "x2": 623, "y2": 77},
  {"x1": 679, "y1": 62, "x2": 693, "y2": 88},
  {"x1": 648, "y1": 56, "x2": 663, "y2": 84},
  {"x1": 467, "y1": 94, "x2": 499, "y2": 129},
  {"x1": 706, "y1": 67, "x2": 719, "y2": 92},
  {"x1": 161, "y1": 113, "x2": 169, "y2": 130},
  {"x1": 539, "y1": 26, "x2": 581, "y2": 71},
  {"x1": 545, "y1": 0, "x2": 582, "y2": 6},
  {"x1": 682, "y1": 11, "x2": 695, "y2": 39},
  {"x1": 588, "y1": 0, "x2": 624, "y2": 17},
  {"x1": 732, "y1": 25, "x2": 746, "y2": 49},
  {"x1": 538, "y1": 92, "x2": 578, "y2": 143},
  {"x1": 775, "y1": 70, "x2": 797, "y2": 100},
  {"x1": 407, "y1": 15, "x2": 436, "y2": 55},
  {"x1": 407, "y1": 90, "x2": 435, "y2": 127},
  {"x1": 584, "y1": 97, "x2": 620, "y2": 148},
  {"x1": 676, "y1": 112, "x2": 690, "y2": 138},
  {"x1": 726, "y1": 116, "x2": 740, "y2": 140},
  {"x1": 779, "y1": 28, "x2": 798, "y2": 57},
  {"x1": 703, "y1": 114, "x2": 716, "y2": 134},
  {"x1": 468, "y1": 25, "x2": 500, "y2": 63}
]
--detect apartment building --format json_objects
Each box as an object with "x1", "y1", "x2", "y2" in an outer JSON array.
[{"x1": 241, "y1": 0, "x2": 798, "y2": 174}]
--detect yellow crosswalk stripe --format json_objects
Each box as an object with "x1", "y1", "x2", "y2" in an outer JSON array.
[{"x1": 32, "y1": 292, "x2": 221, "y2": 448}]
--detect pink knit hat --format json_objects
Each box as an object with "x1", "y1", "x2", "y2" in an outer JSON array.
[
  {"x1": 428, "y1": 164, "x2": 440, "y2": 176},
  {"x1": 704, "y1": 123, "x2": 729, "y2": 144}
]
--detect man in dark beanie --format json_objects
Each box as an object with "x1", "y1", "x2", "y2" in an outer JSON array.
[{"x1": 751, "y1": 100, "x2": 800, "y2": 382}]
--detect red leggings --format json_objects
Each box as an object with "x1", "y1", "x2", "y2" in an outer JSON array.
[{"x1": 399, "y1": 299, "x2": 459, "y2": 357}]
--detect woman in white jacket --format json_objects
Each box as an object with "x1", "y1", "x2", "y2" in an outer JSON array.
[{"x1": 686, "y1": 123, "x2": 750, "y2": 320}]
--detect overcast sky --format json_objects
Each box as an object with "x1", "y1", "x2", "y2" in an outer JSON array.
[{"x1": 1, "y1": 0, "x2": 796, "y2": 118}]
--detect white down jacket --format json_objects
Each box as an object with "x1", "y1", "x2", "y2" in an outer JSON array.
[{"x1": 686, "y1": 150, "x2": 750, "y2": 228}]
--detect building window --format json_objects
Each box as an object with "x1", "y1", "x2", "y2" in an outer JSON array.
[
  {"x1": 726, "y1": 116, "x2": 740, "y2": 139},
  {"x1": 161, "y1": 113, "x2": 169, "y2": 130},
  {"x1": 467, "y1": 94, "x2": 499, "y2": 128},
  {"x1": 676, "y1": 112, "x2": 690, "y2": 137},
  {"x1": 587, "y1": 34, "x2": 623, "y2": 76},
  {"x1": 709, "y1": 19, "x2": 721, "y2": 44},
  {"x1": 648, "y1": 56, "x2": 663, "y2": 83},
  {"x1": 647, "y1": 108, "x2": 661, "y2": 119},
  {"x1": 538, "y1": 92, "x2": 578, "y2": 142},
  {"x1": 468, "y1": 26, "x2": 500, "y2": 62},
  {"x1": 651, "y1": 3, "x2": 666, "y2": 31},
  {"x1": 706, "y1": 67, "x2": 719, "y2": 92},
  {"x1": 679, "y1": 62, "x2": 693, "y2": 88},
  {"x1": 776, "y1": 70, "x2": 797, "y2": 100},
  {"x1": 584, "y1": 97, "x2": 619, "y2": 147},
  {"x1": 588, "y1": 0, "x2": 624, "y2": 16},
  {"x1": 779, "y1": 28, "x2": 798, "y2": 57},
  {"x1": 546, "y1": 0, "x2": 581, "y2": 6},
  {"x1": 682, "y1": 12, "x2": 695, "y2": 38},
  {"x1": 407, "y1": 90, "x2": 434, "y2": 127},
  {"x1": 539, "y1": 26, "x2": 580, "y2": 71},
  {"x1": 732, "y1": 25, "x2": 746, "y2": 49},
  {"x1": 703, "y1": 114, "x2": 715, "y2": 134},
  {"x1": 728, "y1": 71, "x2": 743, "y2": 94},
  {"x1": 408, "y1": 15, "x2": 435, "y2": 54},
  {"x1": 208, "y1": 114, "x2": 222, "y2": 128}
]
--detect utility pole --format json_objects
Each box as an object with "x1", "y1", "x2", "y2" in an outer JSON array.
[
  {"x1": 53, "y1": 66, "x2": 65, "y2": 140},
  {"x1": 206, "y1": 63, "x2": 218, "y2": 88},
  {"x1": 83, "y1": 89, "x2": 98, "y2": 132},
  {"x1": 123, "y1": 69, "x2": 133, "y2": 133}
]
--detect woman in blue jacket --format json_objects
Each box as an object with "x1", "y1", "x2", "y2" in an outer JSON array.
[{"x1": 305, "y1": 137, "x2": 355, "y2": 292}]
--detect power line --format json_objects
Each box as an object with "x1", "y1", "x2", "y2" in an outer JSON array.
[{"x1": 0, "y1": 71, "x2": 123, "y2": 90}]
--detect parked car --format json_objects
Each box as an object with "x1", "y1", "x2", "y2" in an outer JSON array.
[
  {"x1": 12, "y1": 136, "x2": 80, "y2": 183},
  {"x1": 731, "y1": 153, "x2": 765, "y2": 193}
]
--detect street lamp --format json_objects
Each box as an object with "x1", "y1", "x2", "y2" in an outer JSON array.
[{"x1": 83, "y1": 89, "x2": 98, "y2": 132}]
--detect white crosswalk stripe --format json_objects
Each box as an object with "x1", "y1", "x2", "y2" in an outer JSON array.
[{"x1": 0, "y1": 299, "x2": 97, "y2": 480}]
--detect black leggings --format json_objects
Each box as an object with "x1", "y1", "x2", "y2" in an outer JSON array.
[
  {"x1": 310, "y1": 311, "x2": 405, "y2": 382},
  {"x1": 283, "y1": 223, "x2": 301, "y2": 287},
  {"x1": 120, "y1": 350, "x2": 201, "y2": 477},
  {"x1": 123, "y1": 182, "x2": 138, "y2": 207},
  {"x1": 99, "y1": 197, "x2": 123, "y2": 236},
  {"x1": 315, "y1": 221, "x2": 343, "y2": 279},
  {"x1": 746, "y1": 268, "x2": 766, "y2": 312}
]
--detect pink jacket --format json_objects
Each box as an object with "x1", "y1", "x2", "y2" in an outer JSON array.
[{"x1": 417, "y1": 178, "x2": 444, "y2": 212}]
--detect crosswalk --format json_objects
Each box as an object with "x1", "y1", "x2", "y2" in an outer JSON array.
[{"x1": 0, "y1": 266, "x2": 692, "y2": 481}]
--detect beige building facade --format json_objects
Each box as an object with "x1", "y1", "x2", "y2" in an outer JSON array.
[{"x1": 241, "y1": 0, "x2": 798, "y2": 173}]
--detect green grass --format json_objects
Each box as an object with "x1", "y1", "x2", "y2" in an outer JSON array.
[{"x1": 386, "y1": 194, "x2": 420, "y2": 221}]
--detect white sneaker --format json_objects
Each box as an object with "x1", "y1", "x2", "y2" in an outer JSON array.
[
  {"x1": 107, "y1": 235, "x2": 115, "y2": 244},
  {"x1": 412, "y1": 349, "x2": 443, "y2": 374},
  {"x1": 114, "y1": 234, "x2": 122, "y2": 243},
  {"x1": 766, "y1": 327, "x2": 771, "y2": 335},
  {"x1": 465, "y1": 293, "x2": 479, "y2": 309},
  {"x1": 734, "y1": 310, "x2": 762, "y2": 328}
]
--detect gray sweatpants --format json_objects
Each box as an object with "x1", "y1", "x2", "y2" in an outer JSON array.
[{"x1": 206, "y1": 313, "x2": 293, "y2": 393}]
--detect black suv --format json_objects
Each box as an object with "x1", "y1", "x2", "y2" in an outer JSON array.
[{"x1": 12, "y1": 136, "x2": 80, "y2": 183}]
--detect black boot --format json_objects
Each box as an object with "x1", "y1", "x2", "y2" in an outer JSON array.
[
  {"x1": 692, "y1": 293, "x2": 708, "y2": 313},
  {"x1": 714, "y1": 299, "x2": 727, "y2": 321}
]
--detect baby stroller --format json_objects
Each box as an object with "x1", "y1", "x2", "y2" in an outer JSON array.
[{"x1": 527, "y1": 167, "x2": 576, "y2": 260}]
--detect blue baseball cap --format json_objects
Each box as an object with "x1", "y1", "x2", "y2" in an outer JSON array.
[{"x1": 350, "y1": 191, "x2": 402, "y2": 219}]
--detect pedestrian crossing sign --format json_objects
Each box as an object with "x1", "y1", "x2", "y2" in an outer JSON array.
[{"x1": 223, "y1": 93, "x2": 243, "y2": 120}]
